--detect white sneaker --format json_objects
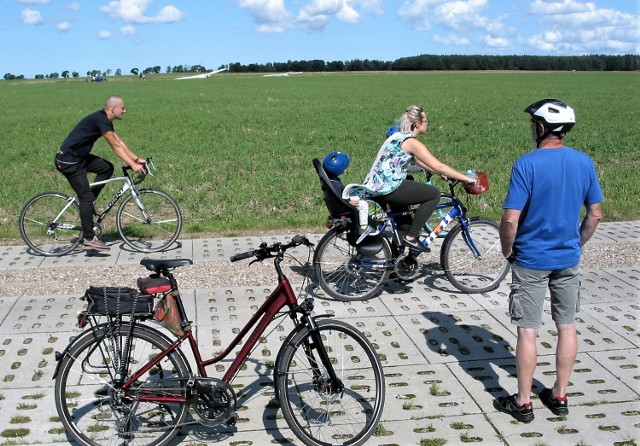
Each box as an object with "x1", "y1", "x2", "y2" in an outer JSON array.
[{"x1": 356, "y1": 225, "x2": 380, "y2": 244}]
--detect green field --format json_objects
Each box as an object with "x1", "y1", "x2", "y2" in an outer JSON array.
[{"x1": 1, "y1": 71, "x2": 638, "y2": 241}]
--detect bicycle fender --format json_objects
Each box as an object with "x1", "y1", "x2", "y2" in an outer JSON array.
[
  {"x1": 52, "y1": 322, "x2": 192, "y2": 380},
  {"x1": 52, "y1": 332, "x2": 84, "y2": 380}
]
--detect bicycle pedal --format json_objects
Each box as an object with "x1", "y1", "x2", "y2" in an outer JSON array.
[{"x1": 226, "y1": 413, "x2": 238, "y2": 426}]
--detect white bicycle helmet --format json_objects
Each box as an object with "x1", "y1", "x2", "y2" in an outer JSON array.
[{"x1": 525, "y1": 99, "x2": 575, "y2": 144}]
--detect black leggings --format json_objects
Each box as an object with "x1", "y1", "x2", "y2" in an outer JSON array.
[{"x1": 375, "y1": 180, "x2": 440, "y2": 238}]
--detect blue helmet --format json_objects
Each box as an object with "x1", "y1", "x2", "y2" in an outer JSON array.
[
  {"x1": 386, "y1": 125, "x2": 399, "y2": 138},
  {"x1": 323, "y1": 151, "x2": 350, "y2": 176}
]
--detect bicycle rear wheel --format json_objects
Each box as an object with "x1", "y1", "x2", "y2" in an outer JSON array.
[
  {"x1": 440, "y1": 218, "x2": 509, "y2": 293},
  {"x1": 19, "y1": 192, "x2": 82, "y2": 256},
  {"x1": 313, "y1": 227, "x2": 392, "y2": 301},
  {"x1": 276, "y1": 319, "x2": 385, "y2": 446},
  {"x1": 54, "y1": 323, "x2": 190, "y2": 446},
  {"x1": 117, "y1": 189, "x2": 182, "y2": 252}
]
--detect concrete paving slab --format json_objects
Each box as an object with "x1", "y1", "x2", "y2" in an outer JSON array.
[
  {"x1": 382, "y1": 363, "x2": 482, "y2": 419},
  {"x1": 396, "y1": 311, "x2": 516, "y2": 365},
  {"x1": 582, "y1": 300, "x2": 640, "y2": 346},
  {"x1": 0, "y1": 245, "x2": 45, "y2": 269}
]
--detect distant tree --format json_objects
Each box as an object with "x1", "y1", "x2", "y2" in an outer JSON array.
[
  {"x1": 72, "y1": 72, "x2": 79, "y2": 78},
  {"x1": 115, "y1": 68, "x2": 121, "y2": 76},
  {"x1": 62, "y1": 70, "x2": 70, "y2": 78},
  {"x1": 131, "y1": 68, "x2": 139, "y2": 75},
  {"x1": 49, "y1": 72, "x2": 60, "y2": 79},
  {"x1": 166, "y1": 65, "x2": 171, "y2": 73},
  {"x1": 35, "y1": 74, "x2": 45, "y2": 79},
  {"x1": 326, "y1": 60, "x2": 345, "y2": 71},
  {"x1": 4, "y1": 73, "x2": 14, "y2": 80},
  {"x1": 106, "y1": 69, "x2": 112, "y2": 76}
]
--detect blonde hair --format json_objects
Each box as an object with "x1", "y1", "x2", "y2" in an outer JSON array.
[{"x1": 398, "y1": 105, "x2": 425, "y2": 133}]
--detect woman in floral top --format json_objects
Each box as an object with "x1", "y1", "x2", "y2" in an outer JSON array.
[{"x1": 353, "y1": 105, "x2": 477, "y2": 252}]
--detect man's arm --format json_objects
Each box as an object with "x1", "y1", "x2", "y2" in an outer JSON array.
[
  {"x1": 103, "y1": 131, "x2": 144, "y2": 173},
  {"x1": 500, "y1": 208, "x2": 521, "y2": 258},
  {"x1": 580, "y1": 202, "x2": 602, "y2": 247}
]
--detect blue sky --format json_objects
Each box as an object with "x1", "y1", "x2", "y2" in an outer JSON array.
[{"x1": 2, "y1": 0, "x2": 638, "y2": 78}]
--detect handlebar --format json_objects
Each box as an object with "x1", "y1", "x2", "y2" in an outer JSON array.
[
  {"x1": 230, "y1": 235, "x2": 314, "y2": 263},
  {"x1": 122, "y1": 157, "x2": 155, "y2": 183}
]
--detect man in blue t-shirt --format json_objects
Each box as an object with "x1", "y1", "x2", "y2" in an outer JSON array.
[
  {"x1": 494, "y1": 99, "x2": 603, "y2": 422},
  {"x1": 55, "y1": 96, "x2": 145, "y2": 250}
]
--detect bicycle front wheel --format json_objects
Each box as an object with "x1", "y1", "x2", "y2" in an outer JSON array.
[
  {"x1": 276, "y1": 319, "x2": 385, "y2": 446},
  {"x1": 314, "y1": 227, "x2": 392, "y2": 301},
  {"x1": 19, "y1": 192, "x2": 81, "y2": 256},
  {"x1": 54, "y1": 323, "x2": 190, "y2": 446},
  {"x1": 117, "y1": 189, "x2": 182, "y2": 252},
  {"x1": 441, "y1": 218, "x2": 509, "y2": 293}
]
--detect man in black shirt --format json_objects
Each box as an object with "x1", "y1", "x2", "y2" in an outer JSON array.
[{"x1": 55, "y1": 96, "x2": 145, "y2": 250}]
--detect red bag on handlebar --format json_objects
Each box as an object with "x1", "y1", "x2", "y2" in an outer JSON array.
[{"x1": 464, "y1": 171, "x2": 490, "y2": 195}]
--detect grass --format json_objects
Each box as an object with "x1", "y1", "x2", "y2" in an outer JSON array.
[{"x1": 0, "y1": 71, "x2": 638, "y2": 241}]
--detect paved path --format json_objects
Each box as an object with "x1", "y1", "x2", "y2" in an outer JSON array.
[{"x1": 0, "y1": 221, "x2": 638, "y2": 446}]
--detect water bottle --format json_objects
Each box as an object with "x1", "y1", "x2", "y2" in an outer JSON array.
[{"x1": 467, "y1": 169, "x2": 477, "y2": 180}]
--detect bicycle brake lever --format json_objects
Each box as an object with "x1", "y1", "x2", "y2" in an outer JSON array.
[{"x1": 145, "y1": 158, "x2": 155, "y2": 176}]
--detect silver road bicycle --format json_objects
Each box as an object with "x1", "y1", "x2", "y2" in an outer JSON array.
[{"x1": 19, "y1": 157, "x2": 182, "y2": 256}]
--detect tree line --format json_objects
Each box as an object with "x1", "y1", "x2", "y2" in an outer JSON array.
[
  {"x1": 227, "y1": 54, "x2": 639, "y2": 73},
  {"x1": 3, "y1": 54, "x2": 638, "y2": 81}
]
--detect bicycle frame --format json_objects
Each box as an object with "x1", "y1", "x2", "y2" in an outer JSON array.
[
  {"x1": 119, "y1": 271, "x2": 310, "y2": 403},
  {"x1": 91, "y1": 175, "x2": 135, "y2": 222},
  {"x1": 360, "y1": 188, "x2": 484, "y2": 271}
]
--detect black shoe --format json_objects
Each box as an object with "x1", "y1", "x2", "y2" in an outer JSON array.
[
  {"x1": 402, "y1": 236, "x2": 430, "y2": 253},
  {"x1": 493, "y1": 394, "x2": 534, "y2": 422},
  {"x1": 540, "y1": 388, "x2": 569, "y2": 416}
]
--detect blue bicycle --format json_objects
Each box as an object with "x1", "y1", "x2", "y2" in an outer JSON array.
[{"x1": 312, "y1": 159, "x2": 509, "y2": 301}]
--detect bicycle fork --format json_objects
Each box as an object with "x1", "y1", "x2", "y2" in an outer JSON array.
[
  {"x1": 300, "y1": 313, "x2": 344, "y2": 395},
  {"x1": 127, "y1": 188, "x2": 152, "y2": 223}
]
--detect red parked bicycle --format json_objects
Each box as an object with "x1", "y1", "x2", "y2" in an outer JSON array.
[{"x1": 53, "y1": 235, "x2": 385, "y2": 446}]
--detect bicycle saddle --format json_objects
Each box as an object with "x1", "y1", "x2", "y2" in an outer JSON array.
[{"x1": 140, "y1": 258, "x2": 193, "y2": 272}]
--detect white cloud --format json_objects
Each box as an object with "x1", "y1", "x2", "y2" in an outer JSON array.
[
  {"x1": 98, "y1": 30, "x2": 114, "y2": 39},
  {"x1": 21, "y1": 8, "x2": 44, "y2": 25},
  {"x1": 57, "y1": 21, "x2": 72, "y2": 32},
  {"x1": 238, "y1": 0, "x2": 293, "y2": 32},
  {"x1": 434, "y1": 0, "x2": 488, "y2": 30},
  {"x1": 434, "y1": 34, "x2": 470, "y2": 45},
  {"x1": 399, "y1": 0, "x2": 501, "y2": 34},
  {"x1": 238, "y1": 0, "x2": 381, "y2": 33},
  {"x1": 526, "y1": 0, "x2": 639, "y2": 54},
  {"x1": 528, "y1": 0, "x2": 589, "y2": 15},
  {"x1": 398, "y1": 0, "x2": 432, "y2": 31},
  {"x1": 121, "y1": 25, "x2": 136, "y2": 35},
  {"x1": 483, "y1": 34, "x2": 510, "y2": 49},
  {"x1": 101, "y1": 0, "x2": 185, "y2": 24}
]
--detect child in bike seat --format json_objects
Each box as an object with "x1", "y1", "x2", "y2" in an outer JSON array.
[{"x1": 323, "y1": 151, "x2": 379, "y2": 242}]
